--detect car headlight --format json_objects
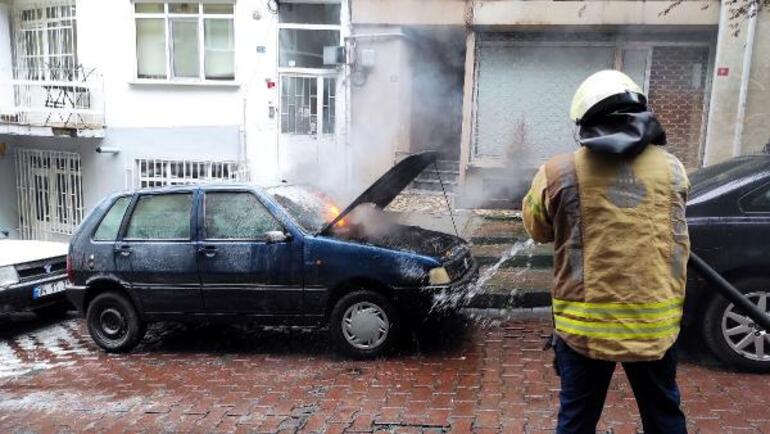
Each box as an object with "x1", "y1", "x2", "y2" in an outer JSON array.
[
  {"x1": 0, "y1": 266, "x2": 19, "y2": 289},
  {"x1": 429, "y1": 267, "x2": 451, "y2": 285}
]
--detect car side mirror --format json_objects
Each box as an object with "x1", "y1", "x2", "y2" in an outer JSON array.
[{"x1": 265, "y1": 230, "x2": 291, "y2": 243}]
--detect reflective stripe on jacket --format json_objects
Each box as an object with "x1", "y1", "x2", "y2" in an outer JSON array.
[{"x1": 522, "y1": 146, "x2": 690, "y2": 362}]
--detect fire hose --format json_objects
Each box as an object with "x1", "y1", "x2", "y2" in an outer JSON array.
[{"x1": 688, "y1": 253, "x2": 770, "y2": 332}]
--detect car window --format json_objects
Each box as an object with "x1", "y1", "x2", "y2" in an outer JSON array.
[
  {"x1": 93, "y1": 196, "x2": 131, "y2": 241},
  {"x1": 125, "y1": 193, "x2": 193, "y2": 240},
  {"x1": 205, "y1": 192, "x2": 283, "y2": 239},
  {"x1": 741, "y1": 184, "x2": 770, "y2": 213}
]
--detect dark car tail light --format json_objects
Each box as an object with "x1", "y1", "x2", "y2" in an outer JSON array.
[{"x1": 66, "y1": 254, "x2": 74, "y2": 283}]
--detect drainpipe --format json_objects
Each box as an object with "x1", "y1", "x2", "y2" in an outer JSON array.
[
  {"x1": 732, "y1": 4, "x2": 758, "y2": 157},
  {"x1": 240, "y1": 84, "x2": 248, "y2": 180}
]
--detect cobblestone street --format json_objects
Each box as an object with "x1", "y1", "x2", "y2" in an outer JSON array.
[{"x1": 1, "y1": 312, "x2": 768, "y2": 434}]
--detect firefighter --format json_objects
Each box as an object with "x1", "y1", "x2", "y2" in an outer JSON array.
[{"x1": 522, "y1": 70, "x2": 689, "y2": 434}]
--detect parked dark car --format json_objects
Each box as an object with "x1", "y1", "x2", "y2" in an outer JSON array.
[
  {"x1": 66, "y1": 153, "x2": 478, "y2": 357},
  {"x1": 685, "y1": 153, "x2": 770, "y2": 371},
  {"x1": 0, "y1": 240, "x2": 71, "y2": 317}
]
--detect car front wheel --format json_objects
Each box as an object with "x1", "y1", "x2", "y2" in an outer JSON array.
[
  {"x1": 86, "y1": 291, "x2": 146, "y2": 353},
  {"x1": 329, "y1": 290, "x2": 400, "y2": 358},
  {"x1": 703, "y1": 277, "x2": 770, "y2": 372}
]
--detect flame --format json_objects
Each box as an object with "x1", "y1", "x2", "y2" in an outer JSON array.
[{"x1": 327, "y1": 204, "x2": 346, "y2": 227}]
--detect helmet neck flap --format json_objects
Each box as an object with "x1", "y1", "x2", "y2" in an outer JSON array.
[{"x1": 578, "y1": 105, "x2": 667, "y2": 157}]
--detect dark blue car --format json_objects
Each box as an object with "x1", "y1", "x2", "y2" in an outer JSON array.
[{"x1": 66, "y1": 153, "x2": 478, "y2": 357}]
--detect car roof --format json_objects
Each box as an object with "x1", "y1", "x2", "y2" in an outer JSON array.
[
  {"x1": 134, "y1": 183, "x2": 262, "y2": 194},
  {"x1": 690, "y1": 153, "x2": 770, "y2": 200}
]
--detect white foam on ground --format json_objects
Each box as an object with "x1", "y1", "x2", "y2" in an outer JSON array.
[
  {"x1": 0, "y1": 341, "x2": 74, "y2": 379},
  {"x1": 0, "y1": 320, "x2": 91, "y2": 379},
  {"x1": 29, "y1": 324, "x2": 89, "y2": 357},
  {"x1": 0, "y1": 390, "x2": 143, "y2": 413}
]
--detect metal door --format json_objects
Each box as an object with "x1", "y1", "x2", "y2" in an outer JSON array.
[
  {"x1": 278, "y1": 74, "x2": 342, "y2": 189},
  {"x1": 16, "y1": 148, "x2": 83, "y2": 240}
]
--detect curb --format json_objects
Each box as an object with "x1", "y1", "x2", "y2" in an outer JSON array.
[
  {"x1": 468, "y1": 289, "x2": 552, "y2": 309},
  {"x1": 476, "y1": 255, "x2": 553, "y2": 269}
]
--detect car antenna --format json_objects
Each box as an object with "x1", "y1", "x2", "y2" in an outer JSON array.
[{"x1": 433, "y1": 160, "x2": 460, "y2": 238}]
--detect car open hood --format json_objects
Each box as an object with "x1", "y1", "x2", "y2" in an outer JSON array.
[
  {"x1": 0, "y1": 240, "x2": 68, "y2": 268},
  {"x1": 320, "y1": 151, "x2": 438, "y2": 234}
]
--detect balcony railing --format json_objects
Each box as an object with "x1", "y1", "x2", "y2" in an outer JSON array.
[{"x1": 0, "y1": 66, "x2": 104, "y2": 131}]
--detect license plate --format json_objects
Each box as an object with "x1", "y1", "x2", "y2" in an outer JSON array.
[{"x1": 32, "y1": 280, "x2": 67, "y2": 299}]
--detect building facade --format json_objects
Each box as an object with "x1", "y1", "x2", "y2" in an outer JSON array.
[
  {"x1": 0, "y1": 0, "x2": 349, "y2": 240},
  {"x1": 1, "y1": 0, "x2": 767, "y2": 241},
  {"x1": 347, "y1": 0, "x2": 770, "y2": 207}
]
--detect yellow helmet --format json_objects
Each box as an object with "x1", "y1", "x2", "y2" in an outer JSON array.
[{"x1": 570, "y1": 70, "x2": 646, "y2": 125}]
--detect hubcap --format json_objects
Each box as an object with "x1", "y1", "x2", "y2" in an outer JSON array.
[
  {"x1": 99, "y1": 307, "x2": 127, "y2": 339},
  {"x1": 721, "y1": 291, "x2": 770, "y2": 362},
  {"x1": 342, "y1": 302, "x2": 389, "y2": 350}
]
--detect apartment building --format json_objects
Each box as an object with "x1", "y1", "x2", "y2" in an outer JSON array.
[
  {"x1": 0, "y1": 0, "x2": 348, "y2": 240},
  {"x1": 347, "y1": 0, "x2": 770, "y2": 206}
]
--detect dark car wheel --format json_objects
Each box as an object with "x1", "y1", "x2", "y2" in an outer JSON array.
[
  {"x1": 703, "y1": 277, "x2": 770, "y2": 372},
  {"x1": 329, "y1": 290, "x2": 400, "y2": 359},
  {"x1": 86, "y1": 291, "x2": 146, "y2": 353}
]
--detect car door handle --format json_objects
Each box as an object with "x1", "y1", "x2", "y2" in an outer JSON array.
[
  {"x1": 198, "y1": 245, "x2": 217, "y2": 258},
  {"x1": 114, "y1": 245, "x2": 131, "y2": 257}
]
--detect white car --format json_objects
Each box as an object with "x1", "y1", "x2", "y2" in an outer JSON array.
[{"x1": 0, "y1": 240, "x2": 71, "y2": 317}]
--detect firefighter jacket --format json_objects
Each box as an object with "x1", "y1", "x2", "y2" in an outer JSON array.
[{"x1": 522, "y1": 144, "x2": 690, "y2": 362}]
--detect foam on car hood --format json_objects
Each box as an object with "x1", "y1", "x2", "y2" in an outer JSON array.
[{"x1": 0, "y1": 240, "x2": 68, "y2": 267}]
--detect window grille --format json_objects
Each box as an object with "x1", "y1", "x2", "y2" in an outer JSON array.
[
  {"x1": 13, "y1": 1, "x2": 78, "y2": 80},
  {"x1": 16, "y1": 148, "x2": 83, "y2": 240},
  {"x1": 280, "y1": 75, "x2": 336, "y2": 135},
  {"x1": 130, "y1": 158, "x2": 249, "y2": 189}
]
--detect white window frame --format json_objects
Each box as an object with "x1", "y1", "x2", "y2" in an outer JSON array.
[
  {"x1": 133, "y1": 1, "x2": 235, "y2": 83},
  {"x1": 277, "y1": 0, "x2": 341, "y2": 137}
]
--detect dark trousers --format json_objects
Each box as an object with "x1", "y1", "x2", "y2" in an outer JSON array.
[{"x1": 554, "y1": 337, "x2": 687, "y2": 434}]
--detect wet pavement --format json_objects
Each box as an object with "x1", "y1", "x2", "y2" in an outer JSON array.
[{"x1": 1, "y1": 311, "x2": 768, "y2": 433}]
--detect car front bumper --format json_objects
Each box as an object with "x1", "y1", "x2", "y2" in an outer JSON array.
[
  {"x1": 0, "y1": 273, "x2": 69, "y2": 314},
  {"x1": 394, "y1": 263, "x2": 480, "y2": 316}
]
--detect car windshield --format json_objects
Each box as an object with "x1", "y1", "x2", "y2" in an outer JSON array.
[
  {"x1": 690, "y1": 157, "x2": 770, "y2": 199},
  {"x1": 266, "y1": 185, "x2": 343, "y2": 233}
]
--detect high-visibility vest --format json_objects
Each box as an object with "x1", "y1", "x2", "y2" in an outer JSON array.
[{"x1": 523, "y1": 146, "x2": 689, "y2": 362}]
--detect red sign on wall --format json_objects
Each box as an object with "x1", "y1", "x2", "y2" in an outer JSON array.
[{"x1": 717, "y1": 67, "x2": 730, "y2": 77}]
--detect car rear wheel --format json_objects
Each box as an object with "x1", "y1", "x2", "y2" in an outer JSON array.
[
  {"x1": 329, "y1": 290, "x2": 400, "y2": 358},
  {"x1": 86, "y1": 291, "x2": 145, "y2": 353},
  {"x1": 703, "y1": 277, "x2": 770, "y2": 372}
]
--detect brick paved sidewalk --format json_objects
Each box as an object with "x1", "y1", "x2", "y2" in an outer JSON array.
[{"x1": 0, "y1": 312, "x2": 768, "y2": 433}]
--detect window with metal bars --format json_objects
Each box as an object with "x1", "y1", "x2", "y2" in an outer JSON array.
[
  {"x1": 14, "y1": 2, "x2": 77, "y2": 80},
  {"x1": 133, "y1": 158, "x2": 247, "y2": 189},
  {"x1": 280, "y1": 76, "x2": 336, "y2": 135}
]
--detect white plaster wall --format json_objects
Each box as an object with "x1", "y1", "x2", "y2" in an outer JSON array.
[
  {"x1": 0, "y1": 3, "x2": 14, "y2": 110},
  {"x1": 703, "y1": 7, "x2": 767, "y2": 164},
  {"x1": 74, "y1": 0, "x2": 248, "y2": 129},
  {"x1": 0, "y1": 146, "x2": 18, "y2": 238},
  {"x1": 742, "y1": 11, "x2": 770, "y2": 154}
]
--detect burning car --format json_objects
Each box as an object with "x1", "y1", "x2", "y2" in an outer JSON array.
[{"x1": 66, "y1": 152, "x2": 478, "y2": 357}]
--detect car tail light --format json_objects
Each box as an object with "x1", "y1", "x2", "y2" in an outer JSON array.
[{"x1": 66, "y1": 254, "x2": 74, "y2": 283}]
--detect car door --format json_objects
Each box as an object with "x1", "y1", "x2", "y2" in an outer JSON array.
[
  {"x1": 116, "y1": 190, "x2": 202, "y2": 313},
  {"x1": 197, "y1": 189, "x2": 303, "y2": 316},
  {"x1": 91, "y1": 195, "x2": 133, "y2": 283},
  {"x1": 735, "y1": 181, "x2": 770, "y2": 268}
]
